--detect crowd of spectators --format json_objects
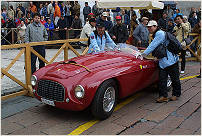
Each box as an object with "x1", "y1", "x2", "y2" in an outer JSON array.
[{"x1": 1, "y1": 1, "x2": 201, "y2": 46}]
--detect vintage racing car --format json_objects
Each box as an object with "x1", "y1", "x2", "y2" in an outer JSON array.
[{"x1": 31, "y1": 44, "x2": 172, "y2": 119}]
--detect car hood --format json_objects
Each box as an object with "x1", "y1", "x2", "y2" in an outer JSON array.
[{"x1": 44, "y1": 51, "x2": 133, "y2": 79}]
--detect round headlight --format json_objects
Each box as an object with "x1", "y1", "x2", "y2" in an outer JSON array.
[
  {"x1": 75, "y1": 85, "x2": 85, "y2": 99},
  {"x1": 31, "y1": 75, "x2": 37, "y2": 86}
]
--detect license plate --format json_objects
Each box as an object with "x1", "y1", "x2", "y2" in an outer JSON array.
[{"x1": 41, "y1": 98, "x2": 55, "y2": 106}]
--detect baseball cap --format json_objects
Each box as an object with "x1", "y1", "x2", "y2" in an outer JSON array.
[
  {"x1": 96, "y1": 22, "x2": 105, "y2": 28},
  {"x1": 102, "y1": 12, "x2": 108, "y2": 16},
  {"x1": 88, "y1": 13, "x2": 94, "y2": 16},
  {"x1": 183, "y1": 15, "x2": 188, "y2": 20},
  {"x1": 89, "y1": 17, "x2": 96, "y2": 23},
  {"x1": 115, "y1": 16, "x2": 121, "y2": 20},
  {"x1": 141, "y1": 17, "x2": 149, "y2": 21},
  {"x1": 147, "y1": 20, "x2": 158, "y2": 27}
]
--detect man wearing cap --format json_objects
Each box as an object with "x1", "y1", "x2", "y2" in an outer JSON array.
[
  {"x1": 96, "y1": 12, "x2": 113, "y2": 31},
  {"x1": 80, "y1": 17, "x2": 96, "y2": 49},
  {"x1": 109, "y1": 16, "x2": 129, "y2": 44},
  {"x1": 87, "y1": 13, "x2": 95, "y2": 21},
  {"x1": 133, "y1": 17, "x2": 149, "y2": 48},
  {"x1": 88, "y1": 22, "x2": 116, "y2": 53},
  {"x1": 140, "y1": 20, "x2": 181, "y2": 103}
]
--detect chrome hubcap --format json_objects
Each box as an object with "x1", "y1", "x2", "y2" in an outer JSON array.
[{"x1": 103, "y1": 87, "x2": 115, "y2": 112}]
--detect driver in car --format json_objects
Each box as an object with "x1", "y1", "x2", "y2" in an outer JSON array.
[{"x1": 88, "y1": 22, "x2": 116, "y2": 53}]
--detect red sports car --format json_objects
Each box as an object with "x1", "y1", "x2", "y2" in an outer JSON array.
[{"x1": 31, "y1": 46, "x2": 172, "y2": 119}]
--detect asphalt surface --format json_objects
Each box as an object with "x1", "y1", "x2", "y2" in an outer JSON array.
[{"x1": 1, "y1": 48, "x2": 201, "y2": 135}]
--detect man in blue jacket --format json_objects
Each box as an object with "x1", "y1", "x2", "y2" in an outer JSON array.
[
  {"x1": 44, "y1": 18, "x2": 54, "y2": 40},
  {"x1": 141, "y1": 20, "x2": 181, "y2": 103},
  {"x1": 133, "y1": 17, "x2": 149, "y2": 48},
  {"x1": 121, "y1": 9, "x2": 130, "y2": 27},
  {"x1": 88, "y1": 22, "x2": 116, "y2": 53}
]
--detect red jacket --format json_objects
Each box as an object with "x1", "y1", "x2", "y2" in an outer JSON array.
[{"x1": 40, "y1": 20, "x2": 47, "y2": 26}]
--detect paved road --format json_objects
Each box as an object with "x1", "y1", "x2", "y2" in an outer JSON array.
[{"x1": 1, "y1": 60, "x2": 201, "y2": 135}]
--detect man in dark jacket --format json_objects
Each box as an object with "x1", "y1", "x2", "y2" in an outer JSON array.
[
  {"x1": 109, "y1": 16, "x2": 129, "y2": 44},
  {"x1": 56, "y1": 15, "x2": 67, "y2": 39},
  {"x1": 70, "y1": 14, "x2": 82, "y2": 38},
  {"x1": 188, "y1": 12, "x2": 199, "y2": 28},
  {"x1": 158, "y1": 12, "x2": 168, "y2": 31},
  {"x1": 83, "y1": 2, "x2": 91, "y2": 24},
  {"x1": 96, "y1": 12, "x2": 113, "y2": 31}
]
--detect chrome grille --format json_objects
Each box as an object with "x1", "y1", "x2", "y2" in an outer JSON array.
[{"x1": 37, "y1": 80, "x2": 65, "y2": 102}]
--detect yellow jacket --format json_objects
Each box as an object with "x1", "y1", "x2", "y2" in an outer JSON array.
[{"x1": 174, "y1": 23, "x2": 189, "y2": 43}]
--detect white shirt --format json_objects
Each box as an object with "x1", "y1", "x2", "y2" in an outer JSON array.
[{"x1": 80, "y1": 22, "x2": 96, "y2": 45}]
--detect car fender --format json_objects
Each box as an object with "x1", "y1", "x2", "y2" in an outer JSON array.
[{"x1": 77, "y1": 64, "x2": 134, "y2": 108}]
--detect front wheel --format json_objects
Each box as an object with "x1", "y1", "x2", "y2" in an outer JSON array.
[{"x1": 91, "y1": 79, "x2": 117, "y2": 120}]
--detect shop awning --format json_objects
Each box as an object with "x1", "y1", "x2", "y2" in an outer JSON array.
[{"x1": 97, "y1": 0, "x2": 164, "y2": 9}]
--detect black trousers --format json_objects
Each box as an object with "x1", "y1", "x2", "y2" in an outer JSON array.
[
  {"x1": 59, "y1": 30, "x2": 66, "y2": 40},
  {"x1": 180, "y1": 50, "x2": 186, "y2": 71},
  {"x1": 84, "y1": 14, "x2": 88, "y2": 24},
  {"x1": 31, "y1": 45, "x2": 45, "y2": 74},
  {"x1": 158, "y1": 62, "x2": 181, "y2": 97}
]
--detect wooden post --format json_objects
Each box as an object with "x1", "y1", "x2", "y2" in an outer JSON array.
[
  {"x1": 24, "y1": 44, "x2": 32, "y2": 96},
  {"x1": 64, "y1": 42, "x2": 68, "y2": 61},
  {"x1": 66, "y1": 29, "x2": 69, "y2": 39},
  {"x1": 197, "y1": 34, "x2": 201, "y2": 60},
  {"x1": 12, "y1": 29, "x2": 14, "y2": 44}
]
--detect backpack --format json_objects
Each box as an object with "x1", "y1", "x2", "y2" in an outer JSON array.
[
  {"x1": 152, "y1": 32, "x2": 182, "y2": 59},
  {"x1": 166, "y1": 32, "x2": 182, "y2": 54},
  {"x1": 87, "y1": 30, "x2": 107, "y2": 46},
  {"x1": 152, "y1": 42, "x2": 167, "y2": 59}
]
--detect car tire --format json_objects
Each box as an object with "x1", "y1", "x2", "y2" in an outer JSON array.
[{"x1": 91, "y1": 79, "x2": 117, "y2": 120}]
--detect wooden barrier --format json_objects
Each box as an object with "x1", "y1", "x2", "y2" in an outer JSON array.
[
  {"x1": 1, "y1": 38, "x2": 88, "y2": 101},
  {"x1": 1, "y1": 33, "x2": 200, "y2": 101},
  {"x1": 145, "y1": 33, "x2": 201, "y2": 61},
  {"x1": 185, "y1": 33, "x2": 201, "y2": 61}
]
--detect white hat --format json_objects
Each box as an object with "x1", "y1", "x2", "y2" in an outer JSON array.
[
  {"x1": 102, "y1": 12, "x2": 108, "y2": 16},
  {"x1": 147, "y1": 20, "x2": 158, "y2": 27},
  {"x1": 141, "y1": 17, "x2": 149, "y2": 21},
  {"x1": 183, "y1": 16, "x2": 188, "y2": 20}
]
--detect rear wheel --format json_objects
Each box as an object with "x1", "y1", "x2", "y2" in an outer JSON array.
[{"x1": 91, "y1": 79, "x2": 117, "y2": 120}]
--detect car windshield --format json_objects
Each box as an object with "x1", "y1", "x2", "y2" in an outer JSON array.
[{"x1": 105, "y1": 43, "x2": 141, "y2": 56}]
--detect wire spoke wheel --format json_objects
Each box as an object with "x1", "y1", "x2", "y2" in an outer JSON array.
[{"x1": 103, "y1": 87, "x2": 115, "y2": 112}]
